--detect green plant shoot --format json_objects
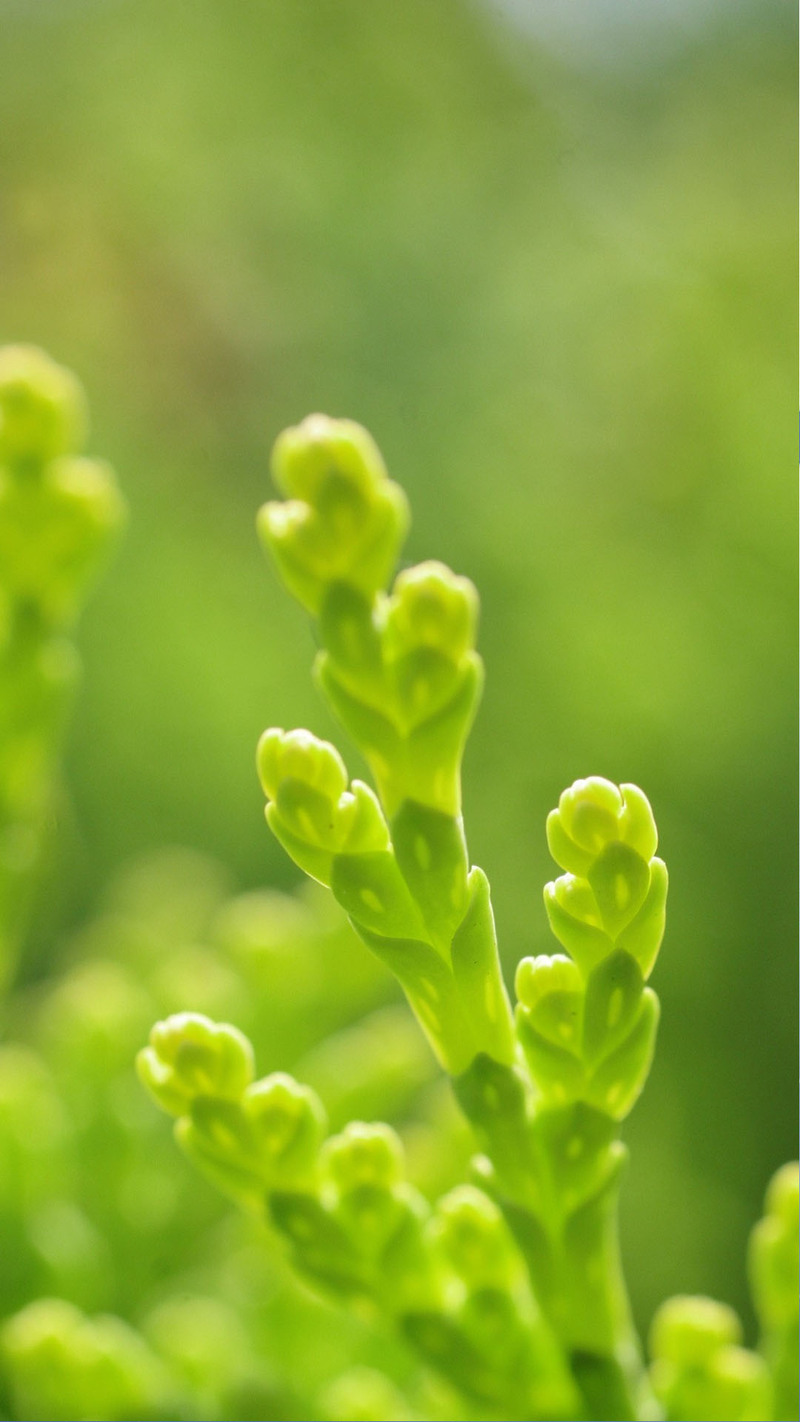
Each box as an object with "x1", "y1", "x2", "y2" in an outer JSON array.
[{"x1": 140, "y1": 414, "x2": 799, "y2": 1422}]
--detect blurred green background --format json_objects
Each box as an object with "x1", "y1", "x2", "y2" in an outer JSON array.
[{"x1": 0, "y1": 0, "x2": 795, "y2": 1346}]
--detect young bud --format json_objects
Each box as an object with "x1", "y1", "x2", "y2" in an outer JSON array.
[
  {"x1": 244, "y1": 1072, "x2": 327, "y2": 1185},
  {"x1": 383, "y1": 562, "x2": 478, "y2": 667},
  {"x1": 259, "y1": 415, "x2": 409, "y2": 614},
  {"x1": 257, "y1": 727, "x2": 389, "y2": 884},
  {"x1": 0, "y1": 346, "x2": 86, "y2": 466},
  {"x1": 177, "y1": 1071, "x2": 327, "y2": 1203},
  {"x1": 649, "y1": 1295, "x2": 741, "y2": 1369},
  {"x1": 431, "y1": 1185, "x2": 518, "y2": 1293},
  {"x1": 137, "y1": 1012, "x2": 254, "y2": 1116},
  {"x1": 257, "y1": 726, "x2": 348, "y2": 806},
  {"x1": 515, "y1": 953, "x2": 582, "y2": 1014},
  {"x1": 547, "y1": 778, "x2": 658, "y2": 878},
  {"x1": 322, "y1": 1121, "x2": 404, "y2": 1195},
  {"x1": 271, "y1": 415, "x2": 386, "y2": 505}
]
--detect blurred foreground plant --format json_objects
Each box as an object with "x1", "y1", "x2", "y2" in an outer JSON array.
[
  {"x1": 140, "y1": 414, "x2": 798, "y2": 1422},
  {"x1": 0, "y1": 347, "x2": 124, "y2": 983}
]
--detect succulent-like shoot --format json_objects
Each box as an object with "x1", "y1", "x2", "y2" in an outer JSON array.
[
  {"x1": 1, "y1": 1298, "x2": 170, "y2": 1422},
  {"x1": 257, "y1": 422, "x2": 512, "y2": 1074},
  {"x1": 649, "y1": 1295, "x2": 771, "y2": 1422},
  {"x1": 147, "y1": 414, "x2": 799, "y2": 1422},
  {"x1": 257, "y1": 724, "x2": 513, "y2": 1074},
  {"x1": 258, "y1": 417, "x2": 481, "y2": 823},
  {"x1": 518, "y1": 776, "x2": 663, "y2": 1122},
  {"x1": 469, "y1": 775, "x2": 668, "y2": 1415},
  {"x1": 252, "y1": 418, "x2": 673, "y2": 1417},
  {"x1": 545, "y1": 777, "x2": 667, "y2": 979},
  {"x1": 749, "y1": 1160, "x2": 799, "y2": 1421}
]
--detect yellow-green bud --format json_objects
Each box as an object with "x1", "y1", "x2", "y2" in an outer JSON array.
[
  {"x1": 383, "y1": 562, "x2": 478, "y2": 665},
  {"x1": 515, "y1": 953, "x2": 582, "y2": 1012},
  {"x1": 259, "y1": 414, "x2": 409, "y2": 614},
  {"x1": 272, "y1": 414, "x2": 386, "y2": 505},
  {"x1": 547, "y1": 778, "x2": 658, "y2": 877},
  {"x1": 322, "y1": 1121, "x2": 404, "y2": 1194},
  {"x1": 431, "y1": 1185, "x2": 518, "y2": 1293},
  {"x1": 649, "y1": 1295, "x2": 741, "y2": 1369},
  {"x1": 765, "y1": 1159, "x2": 799, "y2": 1228},
  {"x1": 257, "y1": 727, "x2": 390, "y2": 883},
  {"x1": 137, "y1": 1012, "x2": 254, "y2": 1116},
  {"x1": 257, "y1": 727, "x2": 348, "y2": 806},
  {"x1": 0, "y1": 346, "x2": 87, "y2": 465},
  {"x1": 243, "y1": 1072, "x2": 327, "y2": 1181}
]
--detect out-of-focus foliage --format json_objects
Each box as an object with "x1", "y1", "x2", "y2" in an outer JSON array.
[
  {"x1": 0, "y1": 848, "x2": 469, "y2": 1418},
  {"x1": 0, "y1": 346, "x2": 124, "y2": 983},
  {"x1": 0, "y1": 0, "x2": 794, "y2": 1394}
]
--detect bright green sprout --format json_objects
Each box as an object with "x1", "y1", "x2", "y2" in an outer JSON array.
[{"x1": 139, "y1": 412, "x2": 799, "y2": 1422}]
